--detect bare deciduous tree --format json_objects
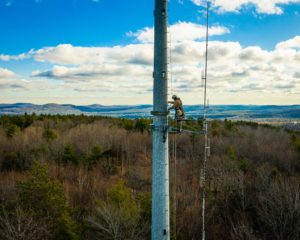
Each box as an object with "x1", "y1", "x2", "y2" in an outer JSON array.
[
  {"x1": 86, "y1": 203, "x2": 144, "y2": 240},
  {"x1": 0, "y1": 206, "x2": 50, "y2": 240},
  {"x1": 257, "y1": 180, "x2": 300, "y2": 240}
]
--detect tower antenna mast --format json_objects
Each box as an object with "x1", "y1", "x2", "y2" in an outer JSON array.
[
  {"x1": 202, "y1": 1, "x2": 210, "y2": 240},
  {"x1": 151, "y1": 0, "x2": 170, "y2": 239}
]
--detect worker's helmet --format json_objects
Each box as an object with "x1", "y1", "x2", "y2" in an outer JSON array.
[{"x1": 172, "y1": 94, "x2": 177, "y2": 100}]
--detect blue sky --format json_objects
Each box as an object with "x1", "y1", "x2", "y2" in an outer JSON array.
[{"x1": 0, "y1": 0, "x2": 300, "y2": 105}]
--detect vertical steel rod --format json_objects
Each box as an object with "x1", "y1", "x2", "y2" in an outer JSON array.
[{"x1": 202, "y1": 2, "x2": 210, "y2": 240}]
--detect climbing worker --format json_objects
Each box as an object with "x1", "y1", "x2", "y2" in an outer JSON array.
[{"x1": 168, "y1": 95, "x2": 185, "y2": 120}]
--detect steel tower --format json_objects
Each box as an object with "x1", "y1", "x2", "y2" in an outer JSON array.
[{"x1": 151, "y1": 0, "x2": 170, "y2": 239}]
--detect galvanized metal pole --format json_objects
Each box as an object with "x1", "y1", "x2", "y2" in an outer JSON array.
[
  {"x1": 202, "y1": 2, "x2": 210, "y2": 240},
  {"x1": 151, "y1": 0, "x2": 170, "y2": 240}
]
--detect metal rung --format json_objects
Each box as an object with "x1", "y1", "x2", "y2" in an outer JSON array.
[{"x1": 151, "y1": 111, "x2": 169, "y2": 116}]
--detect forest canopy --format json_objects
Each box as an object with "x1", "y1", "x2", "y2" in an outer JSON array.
[{"x1": 0, "y1": 114, "x2": 299, "y2": 240}]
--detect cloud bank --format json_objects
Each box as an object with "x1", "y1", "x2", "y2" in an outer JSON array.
[
  {"x1": 191, "y1": 0, "x2": 300, "y2": 15},
  {"x1": 29, "y1": 36, "x2": 300, "y2": 99},
  {"x1": 1, "y1": 21, "x2": 299, "y2": 104},
  {"x1": 127, "y1": 21, "x2": 230, "y2": 43},
  {"x1": 0, "y1": 68, "x2": 29, "y2": 90},
  {"x1": 0, "y1": 68, "x2": 16, "y2": 79}
]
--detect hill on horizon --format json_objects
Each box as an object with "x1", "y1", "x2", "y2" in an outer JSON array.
[{"x1": 0, "y1": 103, "x2": 300, "y2": 120}]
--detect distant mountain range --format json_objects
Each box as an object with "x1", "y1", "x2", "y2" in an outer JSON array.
[{"x1": 0, "y1": 103, "x2": 300, "y2": 120}]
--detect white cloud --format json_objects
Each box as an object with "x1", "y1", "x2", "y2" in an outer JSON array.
[
  {"x1": 0, "y1": 52, "x2": 29, "y2": 61},
  {"x1": 32, "y1": 63, "x2": 150, "y2": 81},
  {"x1": 275, "y1": 36, "x2": 300, "y2": 50},
  {"x1": 191, "y1": 0, "x2": 207, "y2": 7},
  {"x1": 0, "y1": 68, "x2": 16, "y2": 79},
  {"x1": 191, "y1": 0, "x2": 300, "y2": 15},
  {"x1": 26, "y1": 35, "x2": 300, "y2": 101},
  {"x1": 33, "y1": 43, "x2": 153, "y2": 65},
  {"x1": 127, "y1": 21, "x2": 230, "y2": 43},
  {"x1": 0, "y1": 68, "x2": 51, "y2": 92},
  {"x1": 0, "y1": 68, "x2": 31, "y2": 91},
  {"x1": 1, "y1": 21, "x2": 300, "y2": 104}
]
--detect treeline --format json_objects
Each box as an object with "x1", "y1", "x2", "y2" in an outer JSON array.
[
  {"x1": 0, "y1": 113, "x2": 154, "y2": 135},
  {"x1": 0, "y1": 114, "x2": 299, "y2": 239}
]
